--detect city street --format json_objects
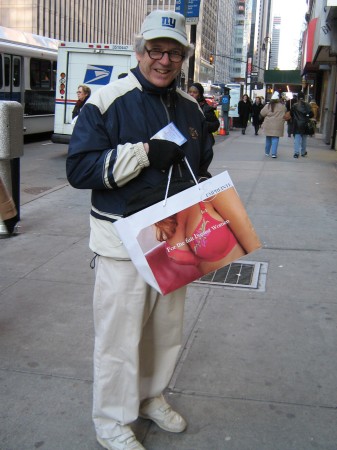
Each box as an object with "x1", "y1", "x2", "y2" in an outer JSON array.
[{"x1": 1, "y1": 126, "x2": 337, "y2": 450}]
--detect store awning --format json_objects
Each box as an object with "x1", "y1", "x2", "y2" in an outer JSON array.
[
  {"x1": 301, "y1": 18, "x2": 318, "y2": 73},
  {"x1": 264, "y1": 70, "x2": 302, "y2": 84}
]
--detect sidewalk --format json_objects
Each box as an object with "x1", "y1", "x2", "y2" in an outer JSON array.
[{"x1": 1, "y1": 126, "x2": 337, "y2": 450}]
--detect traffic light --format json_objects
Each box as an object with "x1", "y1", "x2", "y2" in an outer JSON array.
[{"x1": 209, "y1": 54, "x2": 214, "y2": 65}]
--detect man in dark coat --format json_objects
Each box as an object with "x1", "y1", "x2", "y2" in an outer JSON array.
[
  {"x1": 291, "y1": 91, "x2": 313, "y2": 158},
  {"x1": 251, "y1": 96, "x2": 264, "y2": 135}
]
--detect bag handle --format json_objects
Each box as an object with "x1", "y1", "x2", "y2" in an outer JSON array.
[{"x1": 163, "y1": 157, "x2": 200, "y2": 206}]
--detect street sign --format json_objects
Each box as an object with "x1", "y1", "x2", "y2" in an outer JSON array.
[
  {"x1": 175, "y1": 0, "x2": 200, "y2": 22},
  {"x1": 251, "y1": 71, "x2": 258, "y2": 76}
]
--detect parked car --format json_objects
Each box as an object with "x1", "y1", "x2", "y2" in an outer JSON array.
[{"x1": 204, "y1": 95, "x2": 219, "y2": 108}]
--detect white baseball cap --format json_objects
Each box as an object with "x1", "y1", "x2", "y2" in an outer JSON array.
[
  {"x1": 140, "y1": 10, "x2": 188, "y2": 47},
  {"x1": 271, "y1": 91, "x2": 280, "y2": 100}
]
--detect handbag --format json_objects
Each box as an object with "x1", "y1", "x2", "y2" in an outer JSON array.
[
  {"x1": 114, "y1": 160, "x2": 261, "y2": 295},
  {"x1": 304, "y1": 119, "x2": 315, "y2": 136},
  {"x1": 283, "y1": 111, "x2": 291, "y2": 121}
]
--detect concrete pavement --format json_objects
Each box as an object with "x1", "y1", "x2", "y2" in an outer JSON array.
[{"x1": 1, "y1": 125, "x2": 337, "y2": 450}]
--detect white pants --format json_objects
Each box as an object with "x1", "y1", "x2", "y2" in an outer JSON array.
[{"x1": 92, "y1": 256, "x2": 186, "y2": 438}]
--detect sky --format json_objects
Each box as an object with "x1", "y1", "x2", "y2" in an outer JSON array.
[{"x1": 273, "y1": 0, "x2": 308, "y2": 69}]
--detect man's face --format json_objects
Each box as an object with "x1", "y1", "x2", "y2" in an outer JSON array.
[{"x1": 137, "y1": 38, "x2": 184, "y2": 88}]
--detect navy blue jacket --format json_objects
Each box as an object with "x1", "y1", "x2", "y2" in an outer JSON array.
[{"x1": 66, "y1": 67, "x2": 213, "y2": 257}]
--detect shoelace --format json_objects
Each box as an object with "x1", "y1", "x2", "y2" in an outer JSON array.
[
  {"x1": 114, "y1": 432, "x2": 136, "y2": 445},
  {"x1": 159, "y1": 403, "x2": 173, "y2": 416}
]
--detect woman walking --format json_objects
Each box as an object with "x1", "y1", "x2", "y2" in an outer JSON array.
[
  {"x1": 188, "y1": 82, "x2": 220, "y2": 145},
  {"x1": 251, "y1": 96, "x2": 264, "y2": 135},
  {"x1": 238, "y1": 94, "x2": 252, "y2": 135},
  {"x1": 260, "y1": 91, "x2": 286, "y2": 158}
]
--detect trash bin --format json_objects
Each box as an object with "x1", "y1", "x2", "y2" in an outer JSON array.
[{"x1": 0, "y1": 101, "x2": 24, "y2": 237}]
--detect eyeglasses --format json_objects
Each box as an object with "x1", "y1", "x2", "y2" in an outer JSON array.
[{"x1": 144, "y1": 47, "x2": 185, "y2": 63}]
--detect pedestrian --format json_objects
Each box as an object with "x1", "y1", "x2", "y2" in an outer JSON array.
[
  {"x1": 309, "y1": 99, "x2": 320, "y2": 123},
  {"x1": 238, "y1": 93, "x2": 252, "y2": 134},
  {"x1": 291, "y1": 91, "x2": 314, "y2": 158},
  {"x1": 285, "y1": 94, "x2": 297, "y2": 137},
  {"x1": 260, "y1": 91, "x2": 286, "y2": 158},
  {"x1": 72, "y1": 84, "x2": 91, "y2": 120},
  {"x1": 0, "y1": 176, "x2": 18, "y2": 234},
  {"x1": 66, "y1": 10, "x2": 213, "y2": 450},
  {"x1": 251, "y1": 96, "x2": 264, "y2": 135},
  {"x1": 188, "y1": 82, "x2": 220, "y2": 144}
]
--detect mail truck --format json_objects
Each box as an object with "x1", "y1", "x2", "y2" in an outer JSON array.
[{"x1": 52, "y1": 42, "x2": 137, "y2": 143}]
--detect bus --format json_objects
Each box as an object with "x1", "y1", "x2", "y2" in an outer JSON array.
[{"x1": 0, "y1": 25, "x2": 59, "y2": 135}]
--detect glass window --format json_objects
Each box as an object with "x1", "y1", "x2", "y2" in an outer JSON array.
[
  {"x1": 52, "y1": 61, "x2": 57, "y2": 90},
  {"x1": 4, "y1": 56, "x2": 10, "y2": 86},
  {"x1": 0, "y1": 55, "x2": 2, "y2": 88},
  {"x1": 30, "y1": 58, "x2": 52, "y2": 89},
  {"x1": 13, "y1": 57, "x2": 21, "y2": 87}
]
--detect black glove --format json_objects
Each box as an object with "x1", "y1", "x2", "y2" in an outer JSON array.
[
  {"x1": 198, "y1": 171, "x2": 212, "y2": 181},
  {"x1": 147, "y1": 139, "x2": 185, "y2": 170}
]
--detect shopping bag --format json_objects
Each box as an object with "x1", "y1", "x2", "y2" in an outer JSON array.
[
  {"x1": 304, "y1": 119, "x2": 315, "y2": 136},
  {"x1": 114, "y1": 170, "x2": 261, "y2": 295},
  {"x1": 0, "y1": 177, "x2": 17, "y2": 221}
]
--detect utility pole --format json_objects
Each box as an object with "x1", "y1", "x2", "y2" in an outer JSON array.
[{"x1": 188, "y1": 24, "x2": 197, "y2": 89}]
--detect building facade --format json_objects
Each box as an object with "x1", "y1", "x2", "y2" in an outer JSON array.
[
  {"x1": 1, "y1": 0, "x2": 277, "y2": 95},
  {"x1": 250, "y1": 0, "x2": 273, "y2": 92},
  {"x1": 301, "y1": 0, "x2": 337, "y2": 149},
  {"x1": 269, "y1": 15, "x2": 280, "y2": 69},
  {"x1": 214, "y1": 0, "x2": 236, "y2": 85},
  {"x1": 193, "y1": 0, "x2": 218, "y2": 84},
  {"x1": 0, "y1": 0, "x2": 147, "y2": 44},
  {"x1": 230, "y1": 0, "x2": 251, "y2": 83}
]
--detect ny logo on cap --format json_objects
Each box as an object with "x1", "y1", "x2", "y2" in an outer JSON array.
[{"x1": 162, "y1": 17, "x2": 176, "y2": 29}]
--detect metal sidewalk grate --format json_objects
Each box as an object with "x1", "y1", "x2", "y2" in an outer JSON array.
[{"x1": 194, "y1": 261, "x2": 267, "y2": 290}]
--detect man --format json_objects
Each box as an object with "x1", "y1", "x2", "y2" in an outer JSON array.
[
  {"x1": 291, "y1": 91, "x2": 313, "y2": 158},
  {"x1": 66, "y1": 10, "x2": 213, "y2": 450}
]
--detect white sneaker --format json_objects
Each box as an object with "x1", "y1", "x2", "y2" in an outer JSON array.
[
  {"x1": 96, "y1": 424, "x2": 145, "y2": 450},
  {"x1": 139, "y1": 395, "x2": 187, "y2": 433}
]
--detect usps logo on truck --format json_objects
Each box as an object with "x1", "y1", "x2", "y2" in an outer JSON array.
[{"x1": 83, "y1": 65, "x2": 113, "y2": 85}]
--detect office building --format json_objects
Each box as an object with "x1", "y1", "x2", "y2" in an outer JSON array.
[
  {"x1": 0, "y1": 0, "x2": 147, "y2": 44},
  {"x1": 269, "y1": 15, "x2": 281, "y2": 69}
]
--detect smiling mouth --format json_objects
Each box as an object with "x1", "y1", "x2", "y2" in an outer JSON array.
[{"x1": 155, "y1": 69, "x2": 171, "y2": 74}]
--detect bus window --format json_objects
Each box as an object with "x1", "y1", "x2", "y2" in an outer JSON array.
[
  {"x1": 13, "y1": 57, "x2": 21, "y2": 87},
  {"x1": 30, "y1": 58, "x2": 51, "y2": 89},
  {"x1": 0, "y1": 55, "x2": 2, "y2": 88},
  {"x1": 52, "y1": 60, "x2": 57, "y2": 90},
  {"x1": 4, "y1": 55, "x2": 10, "y2": 86}
]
